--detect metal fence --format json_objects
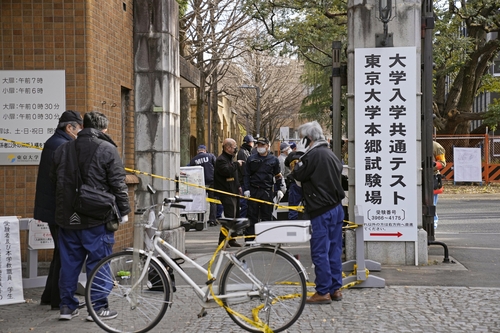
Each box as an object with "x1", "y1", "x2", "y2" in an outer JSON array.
[{"x1": 435, "y1": 134, "x2": 500, "y2": 183}]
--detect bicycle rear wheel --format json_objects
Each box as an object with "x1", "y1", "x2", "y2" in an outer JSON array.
[
  {"x1": 219, "y1": 246, "x2": 307, "y2": 332},
  {"x1": 85, "y1": 251, "x2": 171, "y2": 333}
]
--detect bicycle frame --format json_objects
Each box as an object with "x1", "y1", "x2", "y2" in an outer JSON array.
[{"x1": 136, "y1": 230, "x2": 265, "y2": 307}]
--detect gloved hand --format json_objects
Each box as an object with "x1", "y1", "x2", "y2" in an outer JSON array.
[
  {"x1": 276, "y1": 190, "x2": 284, "y2": 202},
  {"x1": 120, "y1": 215, "x2": 129, "y2": 224},
  {"x1": 244, "y1": 190, "x2": 251, "y2": 198}
]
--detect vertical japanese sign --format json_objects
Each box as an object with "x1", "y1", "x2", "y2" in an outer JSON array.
[
  {"x1": 0, "y1": 70, "x2": 66, "y2": 165},
  {"x1": 0, "y1": 217, "x2": 24, "y2": 305},
  {"x1": 354, "y1": 47, "x2": 418, "y2": 242}
]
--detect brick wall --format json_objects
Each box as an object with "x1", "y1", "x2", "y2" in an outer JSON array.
[{"x1": 0, "y1": 0, "x2": 136, "y2": 261}]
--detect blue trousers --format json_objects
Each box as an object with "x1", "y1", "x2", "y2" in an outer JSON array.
[
  {"x1": 310, "y1": 204, "x2": 344, "y2": 295},
  {"x1": 288, "y1": 183, "x2": 303, "y2": 220},
  {"x1": 59, "y1": 224, "x2": 114, "y2": 311},
  {"x1": 433, "y1": 194, "x2": 439, "y2": 228}
]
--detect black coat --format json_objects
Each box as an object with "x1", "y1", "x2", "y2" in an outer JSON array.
[
  {"x1": 236, "y1": 143, "x2": 253, "y2": 188},
  {"x1": 293, "y1": 141, "x2": 345, "y2": 218},
  {"x1": 214, "y1": 150, "x2": 240, "y2": 196},
  {"x1": 51, "y1": 128, "x2": 130, "y2": 229},
  {"x1": 34, "y1": 128, "x2": 74, "y2": 224}
]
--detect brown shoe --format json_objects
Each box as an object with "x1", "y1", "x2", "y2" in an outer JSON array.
[
  {"x1": 228, "y1": 240, "x2": 242, "y2": 248},
  {"x1": 306, "y1": 292, "x2": 331, "y2": 304},
  {"x1": 331, "y1": 290, "x2": 342, "y2": 301}
]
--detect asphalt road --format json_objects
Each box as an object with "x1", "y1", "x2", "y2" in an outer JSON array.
[{"x1": 376, "y1": 193, "x2": 500, "y2": 288}]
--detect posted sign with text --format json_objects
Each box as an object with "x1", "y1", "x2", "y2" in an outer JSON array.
[
  {"x1": 354, "y1": 47, "x2": 418, "y2": 242},
  {"x1": 0, "y1": 70, "x2": 66, "y2": 165}
]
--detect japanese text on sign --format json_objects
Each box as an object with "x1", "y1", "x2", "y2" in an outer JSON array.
[
  {"x1": 0, "y1": 217, "x2": 24, "y2": 305},
  {"x1": 354, "y1": 47, "x2": 418, "y2": 242},
  {"x1": 0, "y1": 70, "x2": 66, "y2": 165}
]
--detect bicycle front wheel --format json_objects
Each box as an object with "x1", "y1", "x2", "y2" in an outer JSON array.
[
  {"x1": 85, "y1": 251, "x2": 171, "y2": 333},
  {"x1": 219, "y1": 246, "x2": 307, "y2": 332}
]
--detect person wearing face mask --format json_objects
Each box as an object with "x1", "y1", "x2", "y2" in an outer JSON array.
[
  {"x1": 236, "y1": 135, "x2": 256, "y2": 218},
  {"x1": 243, "y1": 137, "x2": 286, "y2": 243},
  {"x1": 34, "y1": 110, "x2": 83, "y2": 310},
  {"x1": 278, "y1": 142, "x2": 292, "y2": 182},
  {"x1": 214, "y1": 138, "x2": 245, "y2": 247},
  {"x1": 293, "y1": 121, "x2": 345, "y2": 305}
]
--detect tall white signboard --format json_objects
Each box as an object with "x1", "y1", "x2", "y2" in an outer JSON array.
[
  {"x1": 355, "y1": 47, "x2": 418, "y2": 242},
  {"x1": 0, "y1": 70, "x2": 66, "y2": 165},
  {"x1": 0, "y1": 217, "x2": 24, "y2": 305}
]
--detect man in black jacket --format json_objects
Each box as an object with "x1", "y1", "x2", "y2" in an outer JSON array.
[
  {"x1": 214, "y1": 138, "x2": 244, "y2": 247},
  {"x1": 236, "y1": 134, "x2": 255, "y2": 217},
  {"x1": 243, "y1": 137, "x2": 286, "y2": 242},
  {"x1": 51, "y1": 111, "x2": 130, "y2": 321},
  {"x1": 34, "y1": 110, "x2": 83, "y2": 310},
  {"x1": 293, "y1": 121, "x2": 345, "y2": 305}
]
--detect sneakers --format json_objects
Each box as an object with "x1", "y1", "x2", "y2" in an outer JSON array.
[
  {"x1": 86, "y1": 307, "x2": 118, "y2": 321},
  {"x1": 59, "y1": 305, "x2": 79, "y2": 320}
]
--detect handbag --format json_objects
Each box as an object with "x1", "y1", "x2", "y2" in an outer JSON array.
[
  {"x1": 433, "y1": 173, "x2": 443, "y2": 190},
  {"x1": 70, "y1": 140, "x2": 119, "y2": 223}
]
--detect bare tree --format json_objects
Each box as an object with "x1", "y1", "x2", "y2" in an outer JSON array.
[
  {"x1": 220, "y1": 50, "x2": 307, "y2": 145},
  {"x1": 180, "y1": 0, "x2": 253, "y2": 153}
]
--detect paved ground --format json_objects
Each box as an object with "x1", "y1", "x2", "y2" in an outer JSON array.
[{"x1": 2, "y1": 193, "x2": 500, "y2": 332}]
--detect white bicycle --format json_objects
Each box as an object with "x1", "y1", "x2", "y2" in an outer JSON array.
[{"x1": 85, "y1": 186, "x2": 309, "y2": 333}]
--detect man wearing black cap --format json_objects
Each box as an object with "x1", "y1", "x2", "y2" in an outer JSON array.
[
  {"x1": 243, "y1": 137, "x2": 286, "y2": 242},
  {"x1": 34, "y1": 110, "x2": 83, "y2": 310},
  {"x1": 188, "y1": 144, "x2": 217, "y2": 225},
  {"x1": 236, "y1": 134, "x2": 255, "y2": 218}
]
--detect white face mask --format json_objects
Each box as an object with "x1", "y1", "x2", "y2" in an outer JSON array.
[{"x1": 257, "y1": 147, "x2": 267, "y2": 154}]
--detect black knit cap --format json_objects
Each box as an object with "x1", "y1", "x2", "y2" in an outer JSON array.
[{"x1": 59, "y1": 110, "x2": 83, "y2": 125}]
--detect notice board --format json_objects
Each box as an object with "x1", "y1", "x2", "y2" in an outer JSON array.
[
  {"x1": 453, "y1": 147, "x2": 482, "y2": 182},
  {"x1": 179, "y1": 166, "x2": 207, "y2": 214},
  {"x1": 0, "y1": 216, "x2": 25, "y2": 305}
]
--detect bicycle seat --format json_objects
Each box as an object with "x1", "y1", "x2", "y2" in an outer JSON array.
[{"x1": 218, "y1": 217, "x2": 250, "y2": 232}]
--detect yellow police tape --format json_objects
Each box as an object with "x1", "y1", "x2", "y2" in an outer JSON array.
[{"x1": 3, "y1": 137, "x2": 369, "y2": 331}]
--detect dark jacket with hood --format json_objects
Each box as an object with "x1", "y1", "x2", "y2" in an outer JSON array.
[
  {"x1": 51, "y1": 128, "x2": 130, "y2": 229},
  {"x1": 293, "y1": 140, "x2": 345, "y2": 218},
  {"x1": 236, "y1": 142, "x2": 253, "y2": 189},
  {"x1": 34, "y1": 128, "x2": 74, "y2": 224}
]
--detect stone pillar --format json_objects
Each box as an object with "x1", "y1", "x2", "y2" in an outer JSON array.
[
  {"x1": 346, "y1": 0, "x2": 427, "y2": 265},
  {"x1": 133, "y1": 0, "x2": 184, "y2": 255}
]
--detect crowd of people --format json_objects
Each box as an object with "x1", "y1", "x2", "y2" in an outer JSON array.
[
  {"x1": 34, "y1": 114, "x2": 346, "y2": 324},
  {"x1": 199, "y1": 121, "x2": 346, "y2": 304}
]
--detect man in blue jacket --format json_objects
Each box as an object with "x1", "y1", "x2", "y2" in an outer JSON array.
[
  {"x1": 243, "y1": 137, "x2": 286, "y2": 242},
  {"x1": 294, "y1": 121, "x2": 345, "y2": 304},
  {"x1": 34, "y1": 110, "x2": 83, "y2": 310}
]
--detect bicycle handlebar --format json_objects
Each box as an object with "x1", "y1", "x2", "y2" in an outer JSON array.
[{"x1": 163, "y1": 197, "x2": 193, "y2": 204}]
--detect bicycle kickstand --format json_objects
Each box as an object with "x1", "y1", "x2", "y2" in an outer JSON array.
[{"x1": 197, "y1": 307, "x2": 208, "y2": 318}]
